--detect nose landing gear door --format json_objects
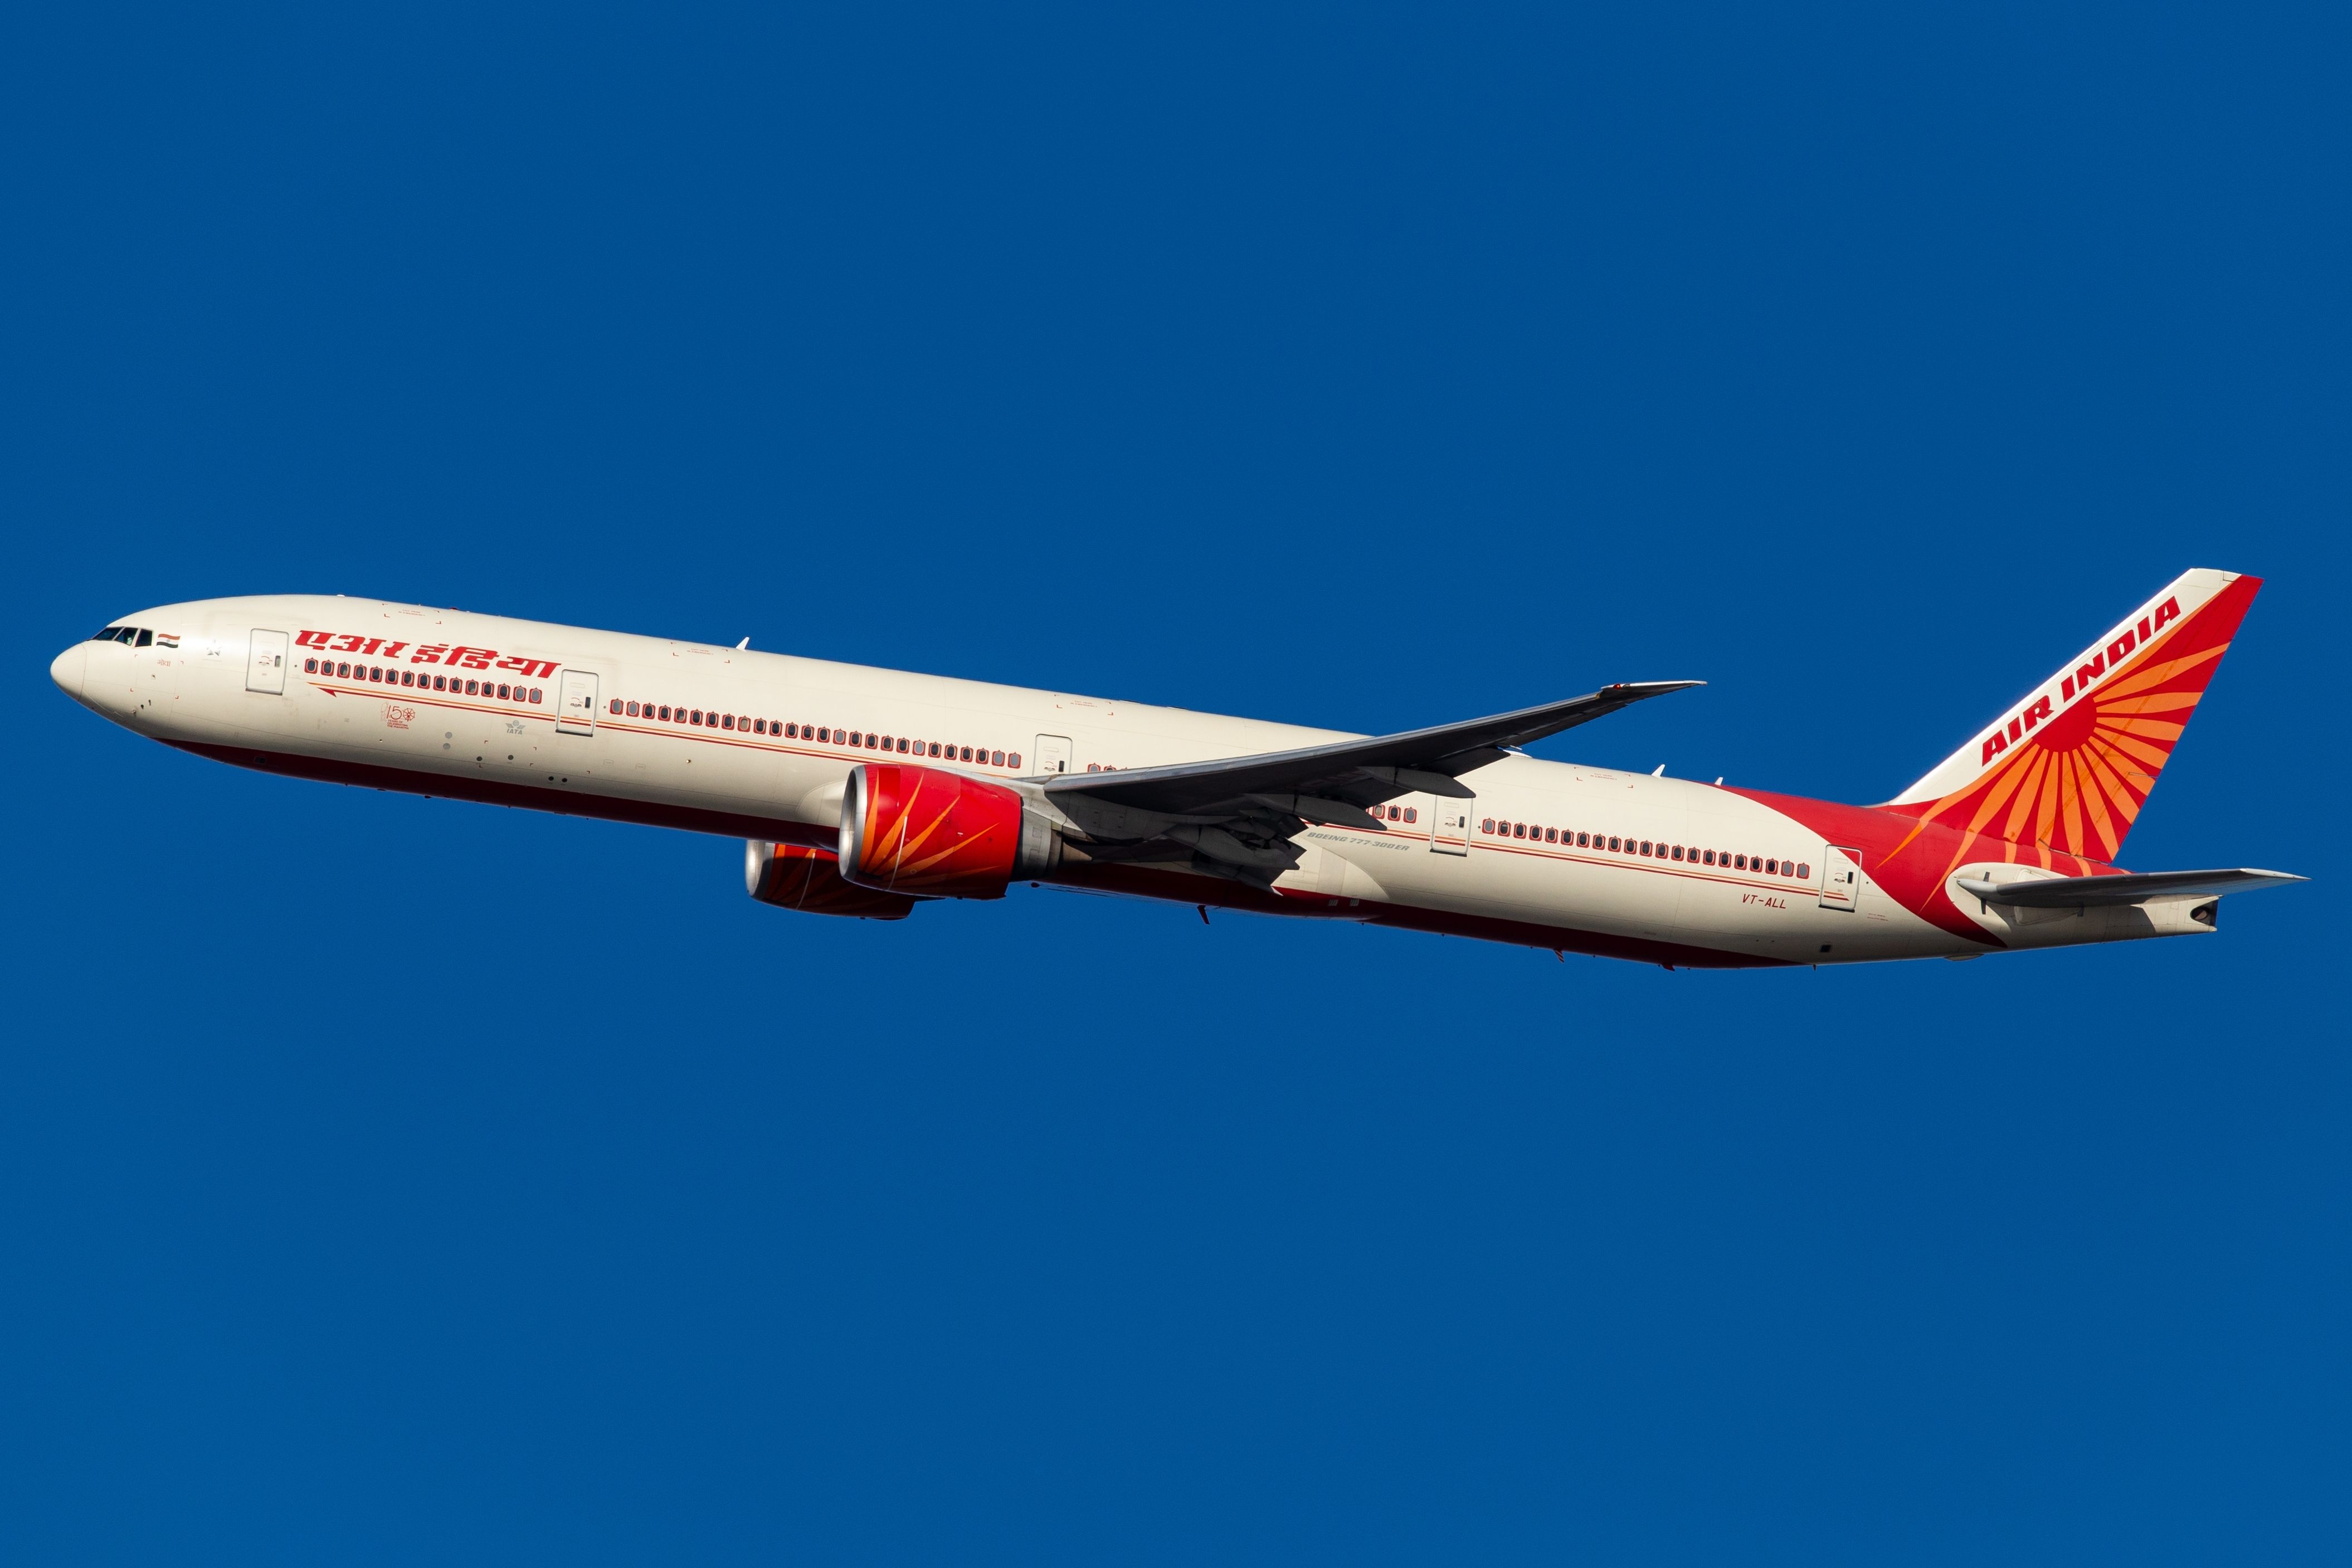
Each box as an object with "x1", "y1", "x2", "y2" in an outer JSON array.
[{"x1": 557, "y1": 669, "x2": 600, "y2": 736}]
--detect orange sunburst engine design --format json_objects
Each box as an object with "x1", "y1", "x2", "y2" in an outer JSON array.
[
  {"x1": 840, "y1": 763, "x2": 1025, "y2": 899},
  {"x1": 1883, "y1": 572, "x2": 2261, "y2": 880},
  {"x1": 747, "y1": 840, "x2": 918, "y2": 919}
]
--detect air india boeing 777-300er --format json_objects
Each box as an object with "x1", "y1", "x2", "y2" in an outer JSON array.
[{"x1": 51, "y1": 567, "x2": 2302, "y2": 968}]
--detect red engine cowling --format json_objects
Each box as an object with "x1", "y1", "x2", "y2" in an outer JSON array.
[
  {"x1": 746, "y1": 840, "x2": 918, "y2": 920},
  {"x1": 839, "y1": 763, "x2": 1026, "y2": 899}
]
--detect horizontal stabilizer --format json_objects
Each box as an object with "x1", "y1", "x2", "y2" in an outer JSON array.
[{"x1": 1955, "y1": 868, "x2": 2306, "y2": 908}]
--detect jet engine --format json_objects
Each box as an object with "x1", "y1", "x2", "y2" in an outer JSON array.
[
  {"x1": 746, "y1": 839, "x2": 918, "y2": 920},
  {"x1": 838, "y1": 763, "x2": 1059, "y2": 899}
]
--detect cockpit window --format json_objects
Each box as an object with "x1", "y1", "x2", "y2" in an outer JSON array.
[
  {"x1": 134, "y1": 629, "x2": 153, "y2": 647},
  {"x1": 114, "y1": 627, "x2": 138, "y2": 644},
  {"x1": 91, "y1": 626, "x2": 123, "y2": 642}
]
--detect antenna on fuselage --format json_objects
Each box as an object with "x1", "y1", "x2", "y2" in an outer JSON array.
[{"x1": 736, "y1": 637, "x2": 749, "y2": 650}]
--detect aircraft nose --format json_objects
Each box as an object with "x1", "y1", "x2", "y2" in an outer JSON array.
[{"x1": 50, "y1": 642, "x2": 86, "y2": 700}]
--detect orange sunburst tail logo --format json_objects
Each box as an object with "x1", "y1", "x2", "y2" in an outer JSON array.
[{"x1": 1876, "y1": 568, "x2": 2261, "y2": 882}]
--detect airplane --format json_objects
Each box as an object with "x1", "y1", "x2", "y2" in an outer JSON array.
[{"x1": 49, "y1": 567, "x2": 2302, "y2": 968}]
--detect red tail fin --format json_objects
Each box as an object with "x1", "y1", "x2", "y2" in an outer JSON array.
[{"x1": 1882, "y1": 568, "x2": 2262, "y2": 866}]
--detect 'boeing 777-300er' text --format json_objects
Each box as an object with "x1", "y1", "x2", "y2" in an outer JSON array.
[{"x1": 51, "y1": 567, "x2": 2303, "y2": 967}]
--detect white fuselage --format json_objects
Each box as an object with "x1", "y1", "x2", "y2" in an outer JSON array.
[{"x1": 50, "y1": 594, "x2": 2029, "y2": 967}]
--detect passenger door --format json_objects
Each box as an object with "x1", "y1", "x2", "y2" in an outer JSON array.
[
  {"x1": 1431, "y1": 801, "x2": 1471, "y2": 855},
  {"x1": 1819, "y1": 846, "x2": 1860, "y2": 912},
  {"x1": 557, "y1": 669, "x2": 600, "y2": 736},
  {"x1": 245, "y1": 629, "x2": 289, "y2": 694},
  {"x1": 1031, "y1": 734, "x2": 1074, "y2": 776}
]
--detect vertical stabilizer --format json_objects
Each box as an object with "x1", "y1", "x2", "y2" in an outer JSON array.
[{"x1": 1881, "y1": 568, "x2": 2262, "y2": 864}]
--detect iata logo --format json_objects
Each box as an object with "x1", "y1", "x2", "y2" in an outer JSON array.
[
  {"x1": 1979, "y1": 596, "x2": 2180, "y2": 764},
  {"x1": 298, "y1": 628, "x2": 561, "y2": 680}
]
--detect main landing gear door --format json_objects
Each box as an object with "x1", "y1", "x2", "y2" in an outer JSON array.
[
  {"x1": 1819, "y1": 846, "x2": 1861, "y2": 911},
  {"x1": 557, "y1": 669, "x2": 600, "y2": 736},
  {"x1": 1431, "y1": 802, "x2": 1471, "y2": 855}
]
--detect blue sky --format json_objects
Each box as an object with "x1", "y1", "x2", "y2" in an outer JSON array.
[{"x1": 5, "y1": 4, "x2": 2345, "y2": 1562}]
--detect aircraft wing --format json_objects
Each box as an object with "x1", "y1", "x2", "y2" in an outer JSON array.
[
  {"x1": 1954, "y1": 868, "x2": 2307, "y2": 907},
  {"x1": 1034, "y1": 681, "x2": 1701, "y2": 890},
  {"x1": 1040, "y1": 681, "x2": 1703, "y2": 817}
]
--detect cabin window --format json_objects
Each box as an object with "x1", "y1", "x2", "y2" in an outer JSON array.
[
  {"x1": 1671, "y1": 844, "x2": 1683, "y2": 860},
  {"x1": 401, "y1": 671, "x2": 415, "y2": 687},
  {"x1": 1796, "y1": 862, "x2": 1810, "y2": 879},
  {"x1": 530, "y1": 688, "x2": 542, "y2": 704},
  {"x1": 627, "y1": 701, "x2": 640, "y2": 716},
  {"x1": 1765, "y1": 858, "x2": 1776, "y2": 874},
  {"x1": 720, "y1": 713, "x2": 733, "y2": 729},
  {"x1": 1481, "y1": 819, "x2": 1495, "y2": 834},
  {"x1": 607, "y1": 698, "x2": 619, "y2": 713},
  {"x1": 785, "y1": 723, "x2": 796, "y2": 737},
  {"x1": 1607, "y1": 836, "x2": 1620, "y2": 851},
  {"x1": 1733, "y1": 854, "x2": 1746, "y2": 869},
  {"x1": 304, "y1": 658, "x2": 318, "y2": 673},
  {"x1": 1403, "y1": 807, "x2": 1416, "y2": 824},
  {"x1": 1007, "y1": 752, "x2": 1021, "y2": 768},
  {"x1": 960, "y1": 746, "x2": 972, "y2": 762},
  {"x1": 990, "y1": 750, "x2": 1004, "y2": 766},
  {"x1": 1544, "y1": 827, "x2": 1557, "y2": 843},
  {"x1": 497, "y1": 684, "x2": 510, "y2": 699},
  {"x1": 929, "y1": 743, "x2": 941, "y2": 757},
  {"x1": 751, "y1": 718, "x2": 763, "y2": 733}
]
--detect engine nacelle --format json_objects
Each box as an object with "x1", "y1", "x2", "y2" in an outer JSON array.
[
  {"x1": 745, "y1": 839, "x2": 918, "y2": 920},
  {"x1": 840, "y1": 763, "x2": 1054, "y2": 899}
]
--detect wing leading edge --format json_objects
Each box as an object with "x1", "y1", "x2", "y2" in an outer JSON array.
[
  {"x1": 1039, "y1": 681, "x2": 1703, "y2": 818},
  {"x1": 1028, "y1": 681, "x2": 1702, "y2": 891}
]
